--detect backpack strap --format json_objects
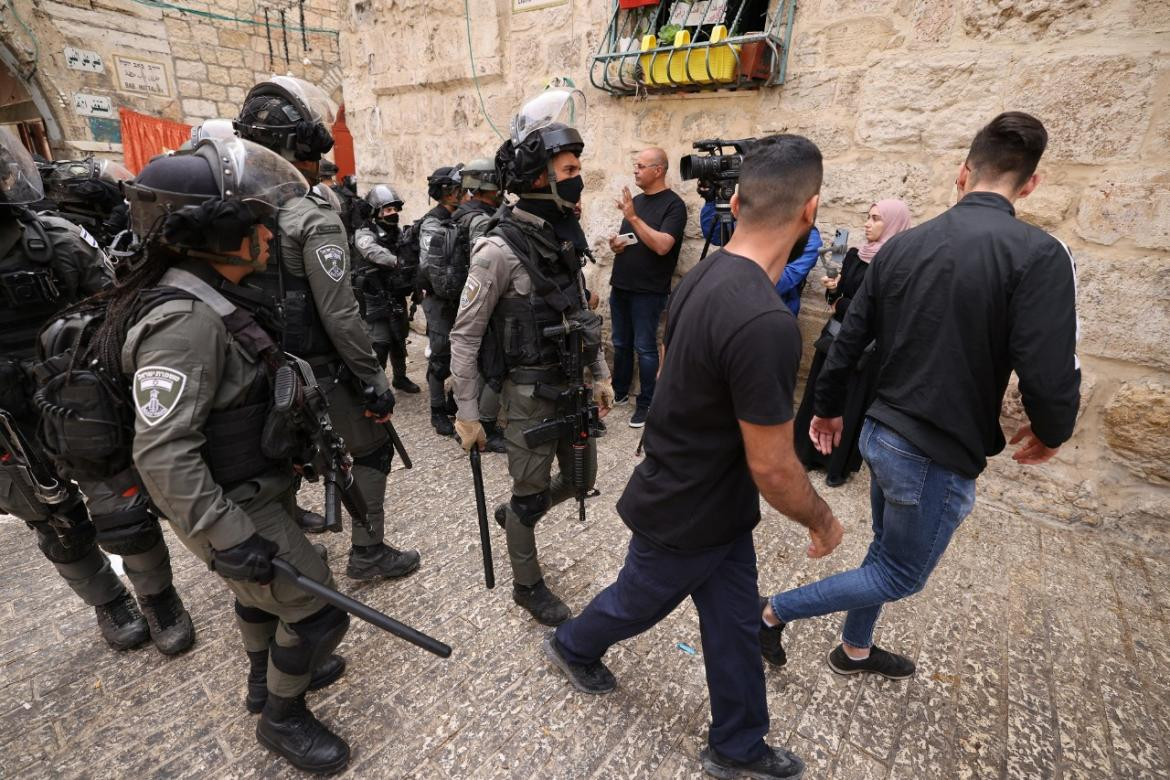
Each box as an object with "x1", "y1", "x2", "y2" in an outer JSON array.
[{"x1": 159, "y1": 268, "x2": 280, "y2": 364}]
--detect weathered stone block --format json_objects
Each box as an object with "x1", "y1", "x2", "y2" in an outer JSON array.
[
  {"x1": 217, "y1": 27, "x2": 250, "y2": 50},
  {"x1": 175, "y1": 79, "x2": 202, "y2": 100},
  {"x1": 1075, "y1": 174, "x2": 1170, "y2": 251},
  {"x1": 170, "y1": 40, "x2": 200, "y2": 61},
  {"x1": 1006, "y1": 55, "x2": 1155, "y2": 164},
  {"x1": 821, "y1": 159, "x2": 934, "y2": 214},
  {"x1": 912, "y1": 0, "x2": 957, "y2": 42},
  {"x1": 1104, "y1": 380, "x2": 1170, "y2": 484},
  {"x1": 1016, "y1": 183, "x2": 1075, "y2": 231},
  {"x1": 206, "y1": 65, "x2": 230, "y2": 86},
  {"x1": 202, "y1": 83, "x2": 227, "y2": 102},
  {"x1": 821, "y1": 17, "x2": 899, "y2": 66},
  {"x1": 961, "y1": 0, "x2": 1102, "y2": 41},
  {"x1": 174, "y1": 59, "x2": 207, "y2": 81},
  {"x1": 855, "y1": 53, "x2": 1008, "y2": 152},
  {"x1": 1075, "y1": 253, "x2": 1170, "y2": 372},
  {"x1": 215, "y1": 48, "x2": 245, "y2": 68},
  {"x1": 180, "y1": 98, "x2": 217, "y2": 119}
]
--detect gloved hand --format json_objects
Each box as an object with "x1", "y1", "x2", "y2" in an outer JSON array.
[
  {"x1": 593, "y1": 378, "x2": 615, "y2": 413},
  {"x1": 697, "y1": 180, "x2": 715, "y2": 203},
  {"x1": 211, "y1": 533, "x2": 279, "y2": 583},
  {"x1": 455, "y1": 418, "x2": 487, "y2": 453},
  {"x1": 363, "y1": 387, "x2": 395, "y2": 418}
]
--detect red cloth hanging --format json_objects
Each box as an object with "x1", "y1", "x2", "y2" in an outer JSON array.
[
  {"x1": 618, "y1": 0, "x2": 659, "y2": 8},
  {"x1": 118, "y1": 108, "x2": 192, "y2": 173},
  {"x1": 332, "y1": 105, "x2": 355, "y2": 180}
]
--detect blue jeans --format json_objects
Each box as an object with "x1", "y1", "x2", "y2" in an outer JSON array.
[
  {"x1": 770, "y1": 418, "x2": 976, "y2": 648},
  {"x1": 610, "y1": 288, "x2": 667, "y2": 410},
  {"x1": 556, "y1": 531, "x2": 770, "y2": 763}
]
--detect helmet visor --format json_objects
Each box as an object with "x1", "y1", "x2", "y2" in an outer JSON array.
[
  {"x1": 214, "y1": 136, "x2": 309, "y2": 210},
  {"x1": 269, "y1": 76, "x2": 337, "y2": 126},
  {"x1": 510, "y1": 87, "x2": 586, "y2": 146},
  {"x1": 0, "y1": 127, "x2": 45, "y2": 204},
  {"x1": 97, "y1": 159, "x2": 133, "y2": 184},
  {"x1": 367, "y1": 184, "x2": 403, "y2": 209}
]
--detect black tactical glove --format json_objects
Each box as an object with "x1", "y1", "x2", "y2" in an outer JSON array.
[
  {"x1": 364, "y1": 387, "x2": 396, "y2": 417},
  {"x1": 211, "y1": 533, "x2": 279, "y2": 583}
]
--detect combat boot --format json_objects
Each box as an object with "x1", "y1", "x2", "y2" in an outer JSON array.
[
  {"x1": 346, "y1": 543, "x2": 421, "y2": 580},
  {"x1": 245, "y1": 650, "x2": 348, "y2": 713},
  {"x1": 513, "y1": 579, "x2": 571, "y2": 626},
  {"x1": 390, "y1": 353, "x2": 420, "y2": 393},
  {"x1": 138, "y1": 585, "x2": 195, "y2": 655},
  {"x1": 256, "y1": 692, "x2": 350, "y2": 774},
  {"x1": 431, "y1": 406, "x2": 455, "y2": 436},
  {"x1": 94, "y1": 590, "x2": 150, "y2": 650},
  {"x1": 482, "y1": 420, "x2": 507, "y2": 453},
  {"x1": 296, "y1": 506, "x2": 337, "y2": 534}
]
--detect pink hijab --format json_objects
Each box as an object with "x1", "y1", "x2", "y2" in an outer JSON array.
[{"x1": 858, "y1": 199, "x2": 912, "y2": 263}]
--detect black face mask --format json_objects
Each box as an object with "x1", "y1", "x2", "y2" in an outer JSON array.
[
  {"x1": 375, "y1": 214, "x2": 399, "y2": 230},
  {"x1": 553, "y1": 174, "x2": 584, "y2": 206}
]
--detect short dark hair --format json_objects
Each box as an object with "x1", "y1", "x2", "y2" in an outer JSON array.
[
  {"x1": 966, "y1": 112, "x2": 1048, "y2": 188},
  {"x1": 736, "y1": 134, "x2": 823, "y2": 228}
]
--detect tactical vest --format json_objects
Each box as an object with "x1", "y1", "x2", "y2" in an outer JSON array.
[
  {"x1": 35, "y1": 267, "x2": 285, "y2": 490},
  {"x1": 419, "y1": 206, "x2": 471, "y2": 301},
  {"x1": 0, "y1": 214, "x2": 62, "y2": 362},
  {"x1": 485, "y1": 213, "x2": 590, "y2": 377},
  {"x1": 246, "y1": 217, "x2": 335, "y2": 358}
]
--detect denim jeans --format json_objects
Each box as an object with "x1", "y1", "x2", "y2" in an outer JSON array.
[
  {"x1": 610, "y1": 288, "x2": 668, "y2": 410},
  {"x1": 770, "y1": 418, "x2": 976, "y2": 648}
]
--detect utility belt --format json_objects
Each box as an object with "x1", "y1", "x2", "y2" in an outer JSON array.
[{"x1": 507, "y1": 366, "x2": 567, "y2": 386}]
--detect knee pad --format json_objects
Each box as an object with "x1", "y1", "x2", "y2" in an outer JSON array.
[
  {"x1": 235, "y1": 599, "x2": 278, "y2": 624},
  {"x1": 270, "y1": 605, "x2": 350, "y2": 678},
  {"x1": 427, "y1": 355, "x2": 451, "y2": 382},
  {"x1": 32, "y1": 499, "x2": 96, "y2": 564},
  {"x1": 510, "y1": 491, "x2": 551, "y2": 529},
  {"x1": 352, "y1": 442, "x2": 393, "y2": 475},
  {"x1": 93, "y1": 504, "x2": 163, "y2": 556}
]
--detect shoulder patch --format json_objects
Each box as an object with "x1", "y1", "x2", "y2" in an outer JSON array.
[
  {"x1": 76, "y1": 226, "x2": 100, "y2": 249},
  {"x1": 459, "y1": 275, "x2": 482, "y2": 311},
  {"x1": 316, "y1": 244, "x2": 347, "y2": 282},
  {"x1": 313, "y1": 224, "x2": 343, "y2": 235},
  {"x1": 133, "y1": 366, "x2": 188, "y2": 426}
]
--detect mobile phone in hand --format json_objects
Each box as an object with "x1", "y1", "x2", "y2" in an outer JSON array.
[{"x1": 615, "y1": 232, "x2": 638, "y2": 247}]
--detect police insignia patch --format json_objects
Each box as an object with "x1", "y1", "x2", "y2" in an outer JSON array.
[
  {"x1": 133, "y1": 366, "x2": 187, "y2": 426},
  {"x1": 316, "y1": 244, "x2": 346, "y2": 282},
  {"x1": 77, "y1": 226, "x2": 100, "y2": 249},
  {"x1": 459, "y1": 276, "x2": 481, "y2": 310}
]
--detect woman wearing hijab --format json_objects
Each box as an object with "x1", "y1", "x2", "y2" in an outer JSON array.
[{"x1": 794, "y1": 198, "x2": 912, "y2": 486}]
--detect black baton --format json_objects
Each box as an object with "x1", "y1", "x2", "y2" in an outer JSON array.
[
  {"x1": 384, "y1": 420, "x2": 413, "y2": 469},
  {"x1": 469, "y1": 448, "x2": 495, "y2": 589},
  {"x1": 271, "y1": 558, "x2": 450, "y2": 657}
]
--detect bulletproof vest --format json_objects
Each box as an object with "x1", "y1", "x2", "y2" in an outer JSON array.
[
  {"x1": 246, "y1": 218, "x2": 335, "y2": 358},
  {"x1": 486, "y1": 212, "x2": 587, "y2": 374},
  {"x1": 419, "y1": 205, "x2": 470, "y2": 301},
  {"x1": 0, "y1": 214, "x2": 64, "y2": 362},
  {"x1": 35, "y1": 266, "x2": 284, "y2": 489}
]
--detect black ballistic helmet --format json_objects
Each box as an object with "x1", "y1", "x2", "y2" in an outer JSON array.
[
  {"x1": 496, "y1": 88, "x2": 585, "y2": 199},
  {"x1": 234, "y1": 76, "x2": 336, "y2": 162},
  {"x1": 427, "y1": 165, "x2": 463, "y2": 202}
]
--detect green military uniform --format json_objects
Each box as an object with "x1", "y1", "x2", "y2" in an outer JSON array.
[
  {"x1": 419, "y1": 203, "x2": 460, "y2": 414},
  {"x1": 451, "y1": 199, "x2": 502, "y2": 429},
  {"x1": 254, "y1": 193, "x2": 394, "y2": 549},
  {"x1": 124, "y1": 262, "x2": 338, "y2": 696},
  {"x1": 0, "y1": 214, "x2": 174, "y2": 612},
  {"x1": 352, "y1": 223, "x2": 404, "y2": 369},
  {"x1": 449, "y1": 207, "x2": 608, "y2": 587}
]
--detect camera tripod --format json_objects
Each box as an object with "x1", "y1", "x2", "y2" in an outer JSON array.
[{"x1": 699, "y1": 202, "x2": 736, "y2": 261}]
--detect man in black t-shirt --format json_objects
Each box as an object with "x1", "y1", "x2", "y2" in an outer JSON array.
[
  {"x1": 544, "y1": 136, "x2": 844, "y2": 780},
  {"x1": 608, "y1": 147, "x2": 688, "y2": 427}
]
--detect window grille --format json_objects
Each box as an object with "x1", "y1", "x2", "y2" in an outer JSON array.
[{"x1": 589, "y1": 0, "x2": 797, "y2": 97}]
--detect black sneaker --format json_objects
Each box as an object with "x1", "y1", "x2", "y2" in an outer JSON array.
[
  {"x1": 430, "y1": 407, "x2": 455, "y2": 436},
  {"x1": 345, "y1": 544, "x2": 421, "y2": 580},
  {"x1": 542, "y1": 633, "x2": 616, "y2": 694},
  {"x1": 700, "y1": 745, "x2": 805, "y2": 780},
  {"x1": 758, "y1": 598, "x2": 786, "y2": 668},
  {"x1": 827, "y1": 644, "x2": 916, "y2": 679},
  {"x1": 138, "y1": 585, "x2": 195, "y2": 656},
  {"x1": 296, "y1": 506, "x2": 338, "y2": 534},
  {"x1": 629, "y1": 407, "x2": 648, "y2": 428},
  {"x1": 612, "y1": 393, "x2": 630, "y2": 406},
  {"x1": 392, "y1": 375, "x2": 421, "y2": 393},
  {"x1": 94, "y1": 591, "x2": 150, "y2": 651},
  {"x1": 513, "y1": 579, "x2": 570, "y2": 626}
]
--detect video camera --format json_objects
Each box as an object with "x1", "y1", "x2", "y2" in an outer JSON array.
[{"x1": 679, "y1": 138, "x2": 757, "y2": 206}]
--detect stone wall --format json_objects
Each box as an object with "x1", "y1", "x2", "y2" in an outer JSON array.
[
  {"x1": 0, "y1": 0, "x2": 344, "y2": 159},
  {"x1": 339, "y1": 0, "x2": 1170, "y2": 549}
]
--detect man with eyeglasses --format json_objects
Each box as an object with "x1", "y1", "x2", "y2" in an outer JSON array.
[{"x1": 608, "y1": 147, "x2": 687, "y2": 427}]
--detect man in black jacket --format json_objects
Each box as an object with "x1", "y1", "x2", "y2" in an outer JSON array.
[{"x1": 760, "y1": 112, "x2": 1080, "y2": 680}]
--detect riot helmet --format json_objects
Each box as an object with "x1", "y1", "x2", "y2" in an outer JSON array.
[
  {"x1": 118, "y1": 137, "x2": 308, "y2": 268},
  {"x1": 496, "y1": 87, "x2": 585, "y2": 210},
  {"x1": 0, "y1": 127, "x2": 47, "y2": 206},
  {"x1": 190, "y1": 118, "x2": 237, "y2": 144},
  {"x1": 312, "y1": 181, "x2": 342, "y2": 211},
  {"x1": 366, "y1": 183, "x2": 403, "y2": 231},
  {"x1": 460, "y1": 158, "x2": 500, "y2": 193},
  {"x1": 234, "y1": 76, "x2": 336, "y2": 162},
  {"x1": 43, "y1": 157, "x2": 132, "y2": 214},
  {"x1": 427, "y1": 165, "x2": 463, "y2": 203},
  {"x1": 319, "y1": 159, "x2": 339, "y2": 182}
]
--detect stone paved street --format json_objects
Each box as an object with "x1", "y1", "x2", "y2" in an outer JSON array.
[{"x1": 2, "y1": 350, "x2": 1169, "y2": 779}]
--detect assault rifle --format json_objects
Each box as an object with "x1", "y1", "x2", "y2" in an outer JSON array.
[
  {"x1": 0, "y1": 408, "x2": 69, "y2": 506},
  {"x1": 276, "y1": 356, "x2": 368, "y2": 533},
  {"x1": 521, "y1": 320, "x2": 599, "y2": 523}
]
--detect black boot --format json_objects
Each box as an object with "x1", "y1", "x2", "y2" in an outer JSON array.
[
  {"x1": 137, "y1": 585, "x2": 195, "y2": 656},
  {"x1": 431, "y1": 406, "x2": 455, "y2": 436},
  {"x1": 246, "y1": 651, "x2": 348, "y2": 713},
  {"x1": 482, "y1": 420, "x2": 507, "y2": 453},
  {"x1": 392, "y1": 375, "x2": 421, "y2": 393},
  {"x1": 296, "y1": 506, "x2": 337, "y2": 534},
  {"x1": 513, "y1": 579, "x2": 571, "y2": 626},
  {"x1": 345, "y1": 543, "x2": 421, "y2": 580},
  {"x1": 94, "y1": 590, "x2": 150, "y2": 650},
  {"x1": 390, "y1": 351, "x2": 420, "y2": 393},
  {"x1": 256, "y1": 692, "x2": 350, "y2": 774}
]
